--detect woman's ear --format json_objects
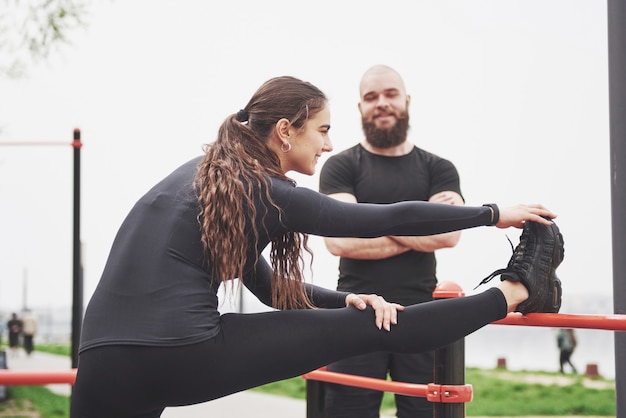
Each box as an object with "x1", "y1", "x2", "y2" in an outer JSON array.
[
  {"x1": 275, "y1": 118, "x2": 292, "y2": 140},
  {"x1": 268, "y1": 118, "x2": 292, "y2": 153}
]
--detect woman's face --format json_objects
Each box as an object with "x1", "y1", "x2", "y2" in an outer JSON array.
[{"x1": 283, "y1": 105, "x2": 333, "y2": 175}]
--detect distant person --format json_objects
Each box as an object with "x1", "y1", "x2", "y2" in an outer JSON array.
[
  {"x1": 70, "y1": 75, "x2": 563, "y2": 417},
  {"x1": 319, "y1": 64, "x2": 464, "y2": 418},
  {"x1": 557, "y1": 328, "x2": 578, "y2": 374},
  {"x1": 21, "y1": 309, "x2": 38, "y2": 356},
  {"x1": 7, "y1": 313, "x2": 22, "y2": 358}
]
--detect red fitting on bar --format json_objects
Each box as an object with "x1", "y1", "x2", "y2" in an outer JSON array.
[
  {"x1": 426, "y1": 383, "x2": 473, "y2": 403},
  {"x1": 72, "y1": 128, "x2": 82, "y2": 149},
  {"x1": 432, "y1": 281, "x2": 465, "y2": 299}
]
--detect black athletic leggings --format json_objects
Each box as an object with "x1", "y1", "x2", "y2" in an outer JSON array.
[{"x1": 70, "y1": 288, "x2": 506, "y2": 418}]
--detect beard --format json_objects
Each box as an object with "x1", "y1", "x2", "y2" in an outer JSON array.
[{"x1": 362, "y1": 111, "x2": 410, "y2": 149}]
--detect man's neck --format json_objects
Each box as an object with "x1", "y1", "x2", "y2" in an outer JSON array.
[{"x1": 361, "y1": 139, "x2": 413, "y2": 156}]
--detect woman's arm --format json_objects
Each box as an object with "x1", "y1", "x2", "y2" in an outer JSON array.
[
  {"x1": 281, "y1": 185, "x2": 491, "y2": 237},
  {"x1": 275, "y1": 182, "x2": 554, "y2": 238},
  {"x1": 241, "y1": 257, "x2": 403, "y2": 331},
  {"x1": 241, "y1": 257, "x2": 350, "y2": 309}
]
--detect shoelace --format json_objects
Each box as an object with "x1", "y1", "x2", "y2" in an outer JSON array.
[{"x1": 473, "y1": 235, "x2": 515, "y2": 290}]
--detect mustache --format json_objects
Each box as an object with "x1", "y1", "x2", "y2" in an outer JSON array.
[{"x1": 374, "y1": 110, "x2": 397, "y2": 118}]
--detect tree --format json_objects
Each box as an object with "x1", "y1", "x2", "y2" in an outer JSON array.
[{"x1": 0, "y1": 0, "x2": 88, "y2": 77}]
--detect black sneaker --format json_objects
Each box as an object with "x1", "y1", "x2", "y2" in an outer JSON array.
[{"x1": 475, "y1": 218, "x2": 564, "y2": 314}]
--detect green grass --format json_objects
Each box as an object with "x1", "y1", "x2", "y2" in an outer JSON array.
[
  {"x1": 34, "y1": 344, "x2": 71, "y2": 357},
  {"x1": 0, "y1": 386, "x2": 70, "y2": 418},
  {"x1": 466, "y1": 369, "x2": 615, "y2": 416},
  {"x1": 1, "y1": 345, "x2": 616, "y2": 416},
  {"x1": 0, "y1": 342, "x2": 72, "y2": 357},
  {"x1": 0, "y1": 343, "x2": 72, "y2": 417}
]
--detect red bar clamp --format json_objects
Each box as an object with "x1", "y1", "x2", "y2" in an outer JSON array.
[{"x1": 426, "y1": 383, "x2": 473, "y2": 403}]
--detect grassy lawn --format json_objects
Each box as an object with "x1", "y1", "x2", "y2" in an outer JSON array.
[{"x1": 0, "y1": 386, "x2": 69, "y2": 418}]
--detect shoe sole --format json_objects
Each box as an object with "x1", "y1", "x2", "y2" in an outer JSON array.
[
  {"x1": 518, "y1": 221, "x2": 564, "y2": 314},
  {"x1": 546, "y1": 222, "x2": 564, "y2": 313}
]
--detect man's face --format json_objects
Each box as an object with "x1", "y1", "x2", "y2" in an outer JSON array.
[{"x1": 358, "y1": 72, "x2": 410, "y2": 148}]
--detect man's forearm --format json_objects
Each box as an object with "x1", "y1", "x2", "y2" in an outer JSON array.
[
  {"x1": 391, "y1": 231, "x2": 461, "y2": 253},
  {"x1": 323, "y1": 236, "x2": 410, "y2": 260}
]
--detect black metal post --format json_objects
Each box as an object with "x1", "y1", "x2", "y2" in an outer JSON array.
[
  {"x1": 433, "y1": 339, "x2": 466, "y2": 418},
  {"x1": 306, "y1": 379, "x2": 326, "y2": 418},
  {"x1": 71, "y1": 128, "x2": 83, "y2": 370},
  {"x1": 608, "y1": 1, "x2": 626, "y2": 415},
  {"x1": 433, "y1": 285, "x2": 466, "y2": 418}
]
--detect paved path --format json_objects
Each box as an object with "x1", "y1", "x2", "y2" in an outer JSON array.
[{"x1": 3, "y1": 349, "x2": 307, "y2": 417}]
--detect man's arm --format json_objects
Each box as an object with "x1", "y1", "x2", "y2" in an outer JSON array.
[
  {"x1": 322, "y1": 191, "x2": 464, "y2": 259},
  {"x1": 390, "y1": 190, "x2": 464, "y2": 253},
  {"x1": 322, "y1": 193, "x2": 411, "y2": 260}
]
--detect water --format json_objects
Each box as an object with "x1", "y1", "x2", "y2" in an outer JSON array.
[
  {"x1": 0, "y1": 307, "x2": 71, "y2": 345},
  {"x1": 465, "y1": 324, "x2": 615, "y2": 379},
  {"x1": 465, "y1": 292, "x2": 617, "y2": 379}
]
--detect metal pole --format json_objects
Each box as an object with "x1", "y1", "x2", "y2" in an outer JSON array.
[
  {"x1": 0, "y1": 135, "x2": 83, "y2": 369},
  {"x1": 607, "y1": 1, "x2": 626, "y2": 415},
  {"x1": 22, "y1": 268, "x2": 28, "y2": 311},
  {"x1": 71, "y1": 128, "x2": 83, "y2": 370},
  {"x1": 305, "y1": 379, "x2": 326, "y2": 418},
  {"x1": 433, "y1": 282, "x2": 466, "y2": 418}
]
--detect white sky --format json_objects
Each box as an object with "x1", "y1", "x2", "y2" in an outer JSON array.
[{"x1": 0, "y1": 1, "x2": 612, "y2": 313}]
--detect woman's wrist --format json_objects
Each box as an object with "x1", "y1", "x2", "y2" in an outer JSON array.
[{"x1": 482, "y1": 203, "x2": 500, "y2": 226}]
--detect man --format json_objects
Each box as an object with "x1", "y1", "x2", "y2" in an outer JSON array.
[
  {"x1": 319, "y1": 65, "x2": 464, "y2": 418},
  {"x1": 557, "y1": 328, "x2": 578, "y2": 374},
  {"x1": 7, "y1": 313, "x2": 23, "y2": 358}
]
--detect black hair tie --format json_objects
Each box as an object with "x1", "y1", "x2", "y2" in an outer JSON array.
[{"x1": 236, "y1": 109, "x2": 249, "y2": 122}]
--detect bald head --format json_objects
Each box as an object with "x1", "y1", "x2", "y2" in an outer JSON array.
[
  {"x1": 357, "y1": 65, "x2": 411, "y2": 151},
  {"x1": 359, "y1": 65, "x2": 407, "y2": 97}
]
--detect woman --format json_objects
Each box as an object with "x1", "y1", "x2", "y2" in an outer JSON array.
[{"x1": 71, "y1": 76, "x2": 563, "y2": 417}]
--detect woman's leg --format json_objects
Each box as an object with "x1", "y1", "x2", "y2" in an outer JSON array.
[
  {"x1": 71, "y1": 288, "x2": 507, "y2": 417},
  {"x1": 208, "y1": 288, "x2": 507, "y2": 393}
]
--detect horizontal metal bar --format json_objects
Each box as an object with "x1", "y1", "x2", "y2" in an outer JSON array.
[
  {"x1": 494, "y1": 312, "x2": 626, "y2": 331},
  {"x1": 0, "y1": 369, "x2": 77, "y2": 385}
]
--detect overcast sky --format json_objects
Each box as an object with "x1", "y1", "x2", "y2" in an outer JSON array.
[{"x1": 0, "y1": 1, "x2": 612, "y2": 314}]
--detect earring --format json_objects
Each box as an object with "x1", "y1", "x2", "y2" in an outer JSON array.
[{"x1": 281, "y1": 142, "x2": 292, "y2": 153}]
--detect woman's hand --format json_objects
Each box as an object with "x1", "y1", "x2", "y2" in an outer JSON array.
[
  {"x1": 497, "y1": 204, "x2": 557, "y2": 229},
  {"x1": 345, "y1": 293, "x2": 405, "y2": 331}
]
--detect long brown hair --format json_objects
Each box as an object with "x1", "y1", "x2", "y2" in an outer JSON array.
[{"x1": 195, "y1": 76, "x2": 327, "y2": 310}]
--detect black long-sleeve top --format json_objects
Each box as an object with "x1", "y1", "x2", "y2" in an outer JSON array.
[{"x1": 79, "y1": 156, "x2": 493, "y2": 353}]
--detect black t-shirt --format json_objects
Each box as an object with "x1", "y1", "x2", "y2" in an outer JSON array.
[{"x1": 319, "y1": 144, "x2": 462, "y2": 305}]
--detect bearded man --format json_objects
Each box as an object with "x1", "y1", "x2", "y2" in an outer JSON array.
[{"x1": 319, "y1": 65, "x2": 464, "y2": 418}]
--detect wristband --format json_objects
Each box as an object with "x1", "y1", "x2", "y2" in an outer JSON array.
[{"x1": 482, "y1": 203, "x2": 499, "y2": 226}]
